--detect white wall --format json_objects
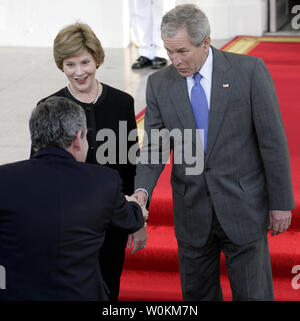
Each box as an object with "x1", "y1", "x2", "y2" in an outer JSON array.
[
  {"x1": 197, "y1": 0, "x2": 268, "y2": 39},
  {"x1": 0, "y1": 0, "x2": 130, "y2": 48},
  {"x1": 0, "y1": 0, "x2": 268, "y2": 48}
]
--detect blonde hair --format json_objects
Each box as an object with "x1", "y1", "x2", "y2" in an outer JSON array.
[{"x1": 53, "y1": 22, "x2": 105, "y2": 71}]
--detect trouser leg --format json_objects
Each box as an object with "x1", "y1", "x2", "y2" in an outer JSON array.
[
  {"x1": 211, "y1": 208, "x2": 274, "y2": 301},
  {"x1": 128, "y1": 0, "x2": 154, "y2": 59},
  {"x1": 177, "y1": 211, "x2": 223, "y2": 301},
  {"x1": 221, "y1": 233, "x2": 274, "y2": 301},
  {"x1": 177, "y1": 241, "x2": 223, "y2": 301},
  {"x1": 177, "y1": 207, "x2": 274, "y2": 301},
  {"x1": 99, "y1": 228, "x2": 128, "y2": 301}
]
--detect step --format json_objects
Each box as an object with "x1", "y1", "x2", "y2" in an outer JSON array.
[
  {"x1": 148, "y1": 196, "x2": 174, "y2": 226},
  {"x1": 124, "y1": 226, "x2": 179, "y2": 272},
  {"x1": 147, "y1": 161, "x2": 300, "y2": 231},
  {"x1": 120, "y1": 270, "x2": 182, "y2": 301},
  {"x1": 119, "y1": 270, "x2": 300, "y2": 301},
  {"x1": 148, "y1": 199, "x2": 300, "y2": 231},
  {"x1": 268, "y1": 231, "x2": 300, "y2": 277},
  {"x1": 124, "y1": 226, "x2": 300, "y2": 279}
]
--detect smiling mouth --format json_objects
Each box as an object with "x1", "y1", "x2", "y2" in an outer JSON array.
[{"x1": 75, "y1": 76, "x2": 88, "y2": 84}]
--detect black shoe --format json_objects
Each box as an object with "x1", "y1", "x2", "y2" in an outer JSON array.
[
  {"x1": 151, "y1": 57, "x2": 167, "y2": 69},
  {"x1": 131, "y1": 56, "x2": 153, "y2": 69}
]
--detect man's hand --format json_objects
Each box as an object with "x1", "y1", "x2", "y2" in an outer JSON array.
[
  {"x1": 133, "y1": 190, "x2": 147, "y2": 207},
  {"x1": 125, "y1": 195, "x2": 148, "y2": 221},
  {"x1": 128, "y1": 226, "x2": 147, "y2": 255},
  {"x1": 125, "y1": 193, "x2": 148, "y2": 255},
  {"x1": 268, "y1": 210, "x2": 292, "y2": 236}
]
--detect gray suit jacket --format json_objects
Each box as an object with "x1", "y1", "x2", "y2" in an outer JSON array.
[{"x1": 135, "y1": 46, "x2": 295, "y2": 247}]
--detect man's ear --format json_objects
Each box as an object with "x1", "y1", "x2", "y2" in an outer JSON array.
[
  {"x1": 203, "y1": 36, "x2": 211, "y2": 49},
  {"x1": 66, "y1": 131, "x2": 84, "y2": 160},
  {"x1": 72, "y1": 131, "x2": 83, "y2": 151},
  {"x1": 67, "y1": 131, "x2": 82, "y2": 158}
]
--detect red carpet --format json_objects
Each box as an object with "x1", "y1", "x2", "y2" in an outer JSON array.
[{"x1": 120, "y1": 36, "x2": 300, "y2": 301}]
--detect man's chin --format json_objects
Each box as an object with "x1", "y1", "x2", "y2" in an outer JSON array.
[{"x1": 177, "y1": 69, "x2": 192, "y2": 77}]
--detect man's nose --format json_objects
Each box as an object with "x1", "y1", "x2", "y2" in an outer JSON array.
[{"x1": 171, "y1": 54, "x2": 181, "y2": 66}]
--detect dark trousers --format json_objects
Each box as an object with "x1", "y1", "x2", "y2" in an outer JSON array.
[
  {"x1": 99, "y1": 228, "x2": 128, "y2": 301},
  {"x1": 177, "y1": 210, "x2": 274, "y2": 301}
]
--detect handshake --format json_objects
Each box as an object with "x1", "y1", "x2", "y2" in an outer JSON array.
[
  {"x1": 125, "y1": 193, "x2": 148, "y2": 225},
  {"x1": 125, "y1": 190, "x2": 148, "y2": 255}
]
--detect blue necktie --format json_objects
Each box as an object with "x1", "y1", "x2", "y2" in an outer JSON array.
[{"x1": 190, "y1": 72, "x2": 209, "y2": 152}]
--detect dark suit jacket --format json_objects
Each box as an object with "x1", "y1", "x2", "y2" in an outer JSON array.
[
  {"x1": 135, "y1": 46, "x2": 295, "y2": 247},
  {"x1": 0, "y1": 147, "x2": 144, "y2": 301}
]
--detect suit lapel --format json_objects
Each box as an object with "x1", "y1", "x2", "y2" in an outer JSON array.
[
  {"x1": 205, "y1": 47, "x2": 232, "y2": 162},
  {"x1": 170, "y1": 68, "x2": 198, "y2": 131}
]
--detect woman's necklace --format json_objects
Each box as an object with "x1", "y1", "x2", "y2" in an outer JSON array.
[{"x1": 67, "y1": 79, "x2": 102, "y2": 104}]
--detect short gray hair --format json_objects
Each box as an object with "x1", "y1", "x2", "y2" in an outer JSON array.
[
  {"x1": 30, "y1": 96, "x2": 87, "y2": 151},
  {"x1": 161, "y1": 4, "x2": 211, "y2": 47}
]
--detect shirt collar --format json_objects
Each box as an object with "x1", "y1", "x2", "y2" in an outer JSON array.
[{"x1": 33, "y1": 146, "x2": 76, "y2": 161}]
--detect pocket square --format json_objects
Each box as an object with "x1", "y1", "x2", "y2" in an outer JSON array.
[{"x1": 223, "y1": 84, "x2": 230, "y2": 88}]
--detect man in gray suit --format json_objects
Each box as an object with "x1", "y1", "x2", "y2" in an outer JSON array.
[{"x1": 131, "y1": 4, "x2": 295, "y2": 300}]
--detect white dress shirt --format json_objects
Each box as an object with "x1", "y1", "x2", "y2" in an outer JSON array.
[
  {"x1": 186, "y1": 47, "x2": 213, "y2": 109},
  {"x1": 186, "y1": 47, "x2": 213, "y2": 149}
]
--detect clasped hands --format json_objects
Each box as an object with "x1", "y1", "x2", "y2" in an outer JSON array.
[{"x1": 125, "y1": 190, "x2": 148, "y2": 255}]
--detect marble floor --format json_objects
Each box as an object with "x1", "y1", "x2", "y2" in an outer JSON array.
[{"x1": 0, "y1": 40, "x2": 229, "y2": 165}]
